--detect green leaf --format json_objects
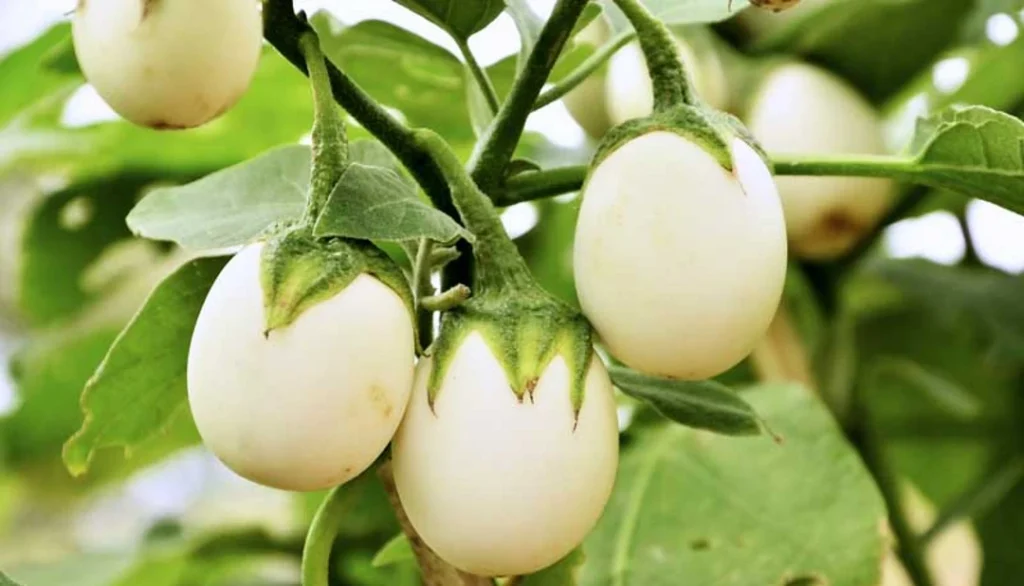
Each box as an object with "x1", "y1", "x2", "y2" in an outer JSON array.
[
  {"x1": 312, "y1": 14, "x2": 474, "y2": 144},
  {"x1": 603, "y1": 0, "x2": 750, "y2": 31},
  {"x1": 1, "y1": 571, "x2": 22, "y2": 586},
  {"x1": 314, "y1": 162, "x2": 470, "y2": 244},
  {"x1": 15, "y1": 174, "x2": 177, "y2": 327},
  {"x1": 520, "y1": 549, "x2": 586, "y2": 585},
  {"x1": 391, "y1": 0, "x2": 505, "y2": 39},
  {"x1": 609, "y1": 366, "x2": 764, "y2": 436},
  {"x1": 371, "y1": 534, "x2": 415, "y2": 568},
  {"x1": 579, "y1": 385, "x2": 887, "y2": 586},
  {"x1": 905, "y1": 106, "x2": 1024, "y2": 215},
  {"x1": 62, "y1": 256, "x2": 229, "y2": 477},
  {"x1": 127, "y1": 146, "x2": 310, "y2": 250},
  {"x1": 0, "y1": 24, "x2": 80, "y2": 128},
  {"x1": 869, "y1": 357, "x2": 983, "y2": 420}
]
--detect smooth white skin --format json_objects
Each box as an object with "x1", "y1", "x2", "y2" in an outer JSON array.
[
  {"x1": 73, "y1": 0, "x2": 262, "y2": 129},
  {"x1": 392, "y1": 333, "x2": 619, "y2": 577},
  {"x1": 575, "y1": 132, "x2": 787, "y2": 380},
  {"x1": 188, "y1": 244, "x2": 415, "y2": 492},
  {"x1": 605, "y1": 38, "x2": 729, "y2": 126},
  {"x1": 746, "y1": 62, "x2": 894, "y2": 259},
  {"x1": 562, "y1": 16, "x2": 615, "y2": 139}
]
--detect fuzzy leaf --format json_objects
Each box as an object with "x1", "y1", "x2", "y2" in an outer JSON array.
[
  {"x1": 391, "y1": 0, "x2": 505, "y2": 39},
  {"x1": 62, "y1": 257, "x2": 229, "y2": 476},
  {"x1": 907, "y1": 106, "x2": 1024, "y2": 215},
  {"x1": 127, "y1": 146, "x2": 310, "y2": 250},
  {"x1": 609, "y1": 366, "x2": 764, "y2": 436},
  {"x1": 314, "y1": 162, "x2": 470, "y2": 244},
  {"x1": 371, "y1": 534, "x2": 416, "y2": 568},
  {"x1": 580, "y1": 385, "x2": 886, "y2": 586}
]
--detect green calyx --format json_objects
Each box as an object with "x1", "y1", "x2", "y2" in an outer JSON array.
[
  {"x1": 592, "y1": 104, "x2": 766, "y2": 173},
  {"x1": 426, "y1": 288, "x2": 595, "y2": 420},
  {"x1": 259, "y1": 226, "x2": 414, "y2": 335}
]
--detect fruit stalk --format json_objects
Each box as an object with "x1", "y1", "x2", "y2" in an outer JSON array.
[
  {"x1": 611, "y1": 0, "x2": 695, "y2": 110},
  {"x1": 301, "y1": 485, "x2": 348, "y2": 586},
  {"x1": 298, "y1": 31, "x2": 348, "y2": 222},
  {"x1": 416, "y1": 130, "x2": 536, "y2": 296}
]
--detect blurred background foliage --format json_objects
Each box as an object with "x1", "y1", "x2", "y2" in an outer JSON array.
[{"x1": 1, "y1": 0, "x2": 1024, "y2": 585}]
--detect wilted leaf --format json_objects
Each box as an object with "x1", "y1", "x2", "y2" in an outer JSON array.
[
  {"x1": 579, "y1": 385, "x2": 886, "y2": 586},
  {"x1": 609, "y1": 366, "x2": 764, "y2": 436},
  {"x1": 314, "y1": 163, "x2": 470, "y2": 244},
  {"x1": 63, "y1": 256, "x2": 228, "y2": 476}
]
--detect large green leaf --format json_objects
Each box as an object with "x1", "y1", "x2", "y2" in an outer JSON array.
[
  {"x1": 978, "y1": 463, "x2": 1024, "y2": 586},
  {"x1": 391, "y1": 0, "x2": 505, "y2": 39},
  {"x1": 63, "y1": 256, "x2": 229, "y2": 476},
  {"x1": 521, "y1": 549, "x2": 586, "y2": 585},
  {"x1": 902, "y1": 106, "x2": 1024, "y2": 215},
  {"x1": 609, "y1": 366, "x2": 764, "y2": 436},
  {"x1": 579, "y1": 384, "x2": 886, "y2": 586},
  {"x1": 314, "y1": 162, "x2": 470, "y2": 244},
  {"x1": 313, "y1": 14, "x2": 473, "y2": 144},
  {"x1": 127, "y1": 146, "x2": 310, "y2": 250}
]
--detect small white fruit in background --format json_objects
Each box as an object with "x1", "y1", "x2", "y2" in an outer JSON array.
[
  {"x1": 562, "y1": 16, "x2": 616, "y2": 139},
  {"x1": 575, "y1": 133, "x2": 787, "y2": 380},
  {"x1": 392, "y1": 333, "x2": 619, "y2": 577},
  {"x1": 72, "y1": 0, "x2": 263, "y2": 129},
  {"x1": 605, "y1": 37, "x2": 729, "y2": 126},
  {"x1": 187, "y1": 244, "x2": 415, "y2": 492},
  {"x1": 745, "y1": 62, "x2": 894, "y2": 259}
]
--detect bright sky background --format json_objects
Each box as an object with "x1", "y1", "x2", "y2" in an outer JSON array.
[{"x1": 1, "y1": 0, "x2": 1024, "y2": 558}]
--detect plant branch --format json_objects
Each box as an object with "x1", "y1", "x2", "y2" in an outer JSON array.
[
  {"x1": 421, "y1": 284, "x2": 472, "y2": 312},
  {"x1": 533, "y1": 30, "x2": 635, "y2": 110},
  {"x1": 469, "y1": 0, "x2": 591, "y2": 194},
  {"x1": 301, "y1": 485, "x2": 349, "y2": 586},
  {"x1": 457, "y1": 38, "x2": 500, "y2": 115},
  {"x1": 378, "y1": 462, "x2": 493, "y2": 586},
  {"x1": 262, "y1": 0, "x2": 456, "y2": 221},
  {"x1": 612, "y1": 0, "x2": 693, "y2": 110},
  {"x1": 496, "y1": 165, "x2": 588, "y2": 205}
]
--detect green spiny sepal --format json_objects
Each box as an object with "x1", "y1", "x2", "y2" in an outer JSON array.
[
  {"x1": 259, "y1": 226, "x2": 415, "y2": 335},
  {"x1": 592, "y1": 104, "x2": 767, "y2": 175},
  {"x1": 426, "y1": 289, "x2": 595, "y2": 421}
]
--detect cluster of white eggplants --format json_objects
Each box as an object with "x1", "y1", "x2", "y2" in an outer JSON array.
[{"x1": 72, "y1": 0, "x2": 888, "y2": 578}]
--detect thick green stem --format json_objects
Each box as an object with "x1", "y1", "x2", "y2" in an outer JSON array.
[
  {"x1": 457, "y1": 38, "x2": 500, "y2": 115},
  {"x1": 772, "y1": 153, "x2": 918, "y2": 179},
  {"x1": 299, "y1": 32, "x2": 348, "y2": 222},
  {"x1": 497, "y1": 165, "x2": 588, "y2": 205},
  {"x1": 469, "y1": 0, "x2": 591, "y2": 194},
  {"x1": 533, "y1": 30, "x2": 636, "y2": 110},
  {"x1": 417, "y1": 129, "x2": 535, "y2": 296},
  {"x1": 301, "y1": 485, "x2": 348, "y2": 586},
  {"x1": 612, "y1": 0, "x2": 693, "y2": 110},
  {"x1": 262, "y1": 1, "x2": 457, "y2": 223}
]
